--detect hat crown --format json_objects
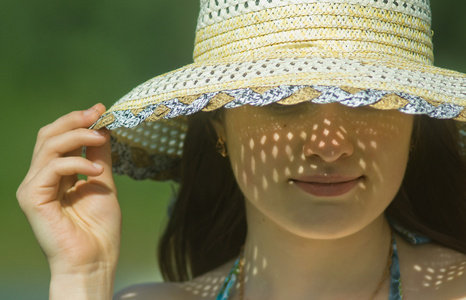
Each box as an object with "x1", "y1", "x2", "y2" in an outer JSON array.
[
  {"x1": 197, "y1": 0, "x2": 431, "y2": 30},
  {"x1": 194, "y1": 0, "x2": 434, "y2": 65}
]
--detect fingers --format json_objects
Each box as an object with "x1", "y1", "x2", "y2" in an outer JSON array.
[
  {"x1": 18, "y1": 156, "x2": 104, "y2": 209},
  {"x1": 18, "y1": 103, "x2": 116, "y2": 210},
  {"x1": 16, "y1": 104, "x2": 121, "y2": 276},
  {"x1": 25, "y1": 104, "x2": 108, "y2": 183},
  {"x1": 33, "y1": 103, "x2": 106, "y2": 158},
  {"x1": 30, "y1": 128, "x2": 109, "y2": 173}
]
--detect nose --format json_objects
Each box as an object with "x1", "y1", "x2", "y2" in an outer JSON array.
[{"x1": 301, "y1": 104, "x2": 355, "y2": 162}]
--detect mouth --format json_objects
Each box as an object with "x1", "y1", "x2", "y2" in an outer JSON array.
[{"x1": 289, "y1": 176, "x2": 364, "y2": 197}]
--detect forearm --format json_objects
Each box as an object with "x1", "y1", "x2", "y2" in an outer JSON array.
[{"x1": 49, "y1": 267, "x2": 117, "y2": 300}]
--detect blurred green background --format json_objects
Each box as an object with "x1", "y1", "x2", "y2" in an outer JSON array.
[{"x1": 1, "y1": 0, "x2": 465, "y2": 299}]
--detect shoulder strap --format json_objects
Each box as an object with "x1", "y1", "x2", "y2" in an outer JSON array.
[
  {"x1": 389, "y1": 219, "x2": 431, "y2": 245},
  {"x1": 216, "y1": 257, "x2": 240, "y2": 300},
  {"x1": 389, "y1": 234, "x2": 403, "y2": 300}
]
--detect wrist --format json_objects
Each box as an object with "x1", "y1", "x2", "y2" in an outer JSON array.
[{"x1": 50, "y1": 264, "x2": 117, "y2": 300}]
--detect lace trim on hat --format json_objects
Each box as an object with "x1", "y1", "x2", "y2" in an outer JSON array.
[
  {"x1": 110, "y1": 135, "x2": 181, "y2": 180},
  {"x1": 103, "y1": 85, "x2": 464, "y2": 131},
  {"x1": 98, "y1": 85, "x2": 465, "y2": 180}
]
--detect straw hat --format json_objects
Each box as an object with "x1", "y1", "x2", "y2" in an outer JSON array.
[{"x1": 93, "y1": 0, "x2": 466, "y2": 180}]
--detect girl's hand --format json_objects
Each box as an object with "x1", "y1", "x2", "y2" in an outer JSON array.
[{"x1": 16, "y1": 104, "x2": 121, "y2": 279}]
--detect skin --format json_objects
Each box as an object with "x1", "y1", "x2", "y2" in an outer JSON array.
[
  {"x1": 215, "y1": 102, "x2": 413, "y2": 240},
  {"x1": 16, "y1": 104, "x2": 120, "y2": 300},
  {"x1": 211, "y1": 102, "x2": 413, "y2": 299},
  {"x1": 17, "y1": 103, "x2": 466, "y2": 300}
]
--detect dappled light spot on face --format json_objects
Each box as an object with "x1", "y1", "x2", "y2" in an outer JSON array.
[
  {"x1": 251, "y1": 156, "x2": 256, "y2": 175},
  {"x1": 358, "y1": 180, "x2": 367, "y2": 190},
  {"x1": 372, "y1": 161, "x2": 384, "y2": 182},
  {"x1": 284, "y1": 167, "x2": 291, "y2": 177},
  {"x1": 285, "y1": 145, "x2": 294, "y2": 162},
  {"x1": 242, "y1": 171, "x2": 248, "y2": 186},
  {"x1": 241, "y1": 144, "x2": 245, "y2": 163},
  {"x1": 287, "y1": 132, "x2": 294, "y2": 140},
  {"x1": 261, "y1": 149, "x2": 267, "y2": 163},
  {"x1": 273, "y1": 169, "x2": 279, "y2": 183},
  {"x1": 272, "y1": 146, "x2": 279, "y2": 159},
  {"x1": 260, "y1": 135, "x2": 267, "y2": 145},
  {"x1": 262, "y1": 176, "x2": 269, "y2": 190},
  {"x1": 300, "y1": 152, "x2": 306, "y2": 161},
  {"x1": 336, "y1": 131, "x2": 345, "y2": 140},
  {"x1": 357, "y1": 139, "x2": 366, "y2": 150},
  {"x1": 298, "y1": 166, "x2": 304, "y2": 174},
  {"x1": 359, "y1": 158, "x2": 366, "y2": 170},
  {"x1": 252, "y1": 266, "x2": 259, "y2": 275},
  {"x1": 273, "y1": 133, "x2": 280, "y2": 141},
  {"x1": 249, "y1": 138, "x2": 255, "y2": 150}
]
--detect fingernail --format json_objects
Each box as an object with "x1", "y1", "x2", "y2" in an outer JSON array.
[
  {"x1": 93, "y1": 163, "x2": 103, "y2": 170},
  {"x1": 84, "y1": 105, "x2": 97, "y2": 116},
  {"x1": 93, "y1": 129, "x2": 106, "y2": 136}
]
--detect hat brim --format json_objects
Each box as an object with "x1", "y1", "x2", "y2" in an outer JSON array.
[
  {"x1": 92, "y1": 55, "x2": 466, "y2": 180},
  {"x1": 94, "y1": 55, "x2": 466, "y2": 129}
]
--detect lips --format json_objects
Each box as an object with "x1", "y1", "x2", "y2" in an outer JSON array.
[{"x1": 290, "y1": 175, "x2": 364, "y2": 197}]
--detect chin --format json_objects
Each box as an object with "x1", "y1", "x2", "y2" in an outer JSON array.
[{"x1": 265, "y1": 204, "x2": 385, "y2": 240}]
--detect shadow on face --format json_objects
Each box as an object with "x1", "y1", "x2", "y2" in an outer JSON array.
[
  {"x1": 212, "y1": 103, "x2": 413, "y2": 237},
  {"x1": 201, "y1": 103, "x2": 411, "y2": 241}
]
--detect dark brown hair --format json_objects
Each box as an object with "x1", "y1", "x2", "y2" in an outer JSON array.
[
  {"x1": 158, "y1": 111, "x2": 246, "y2": 281},
  {"x1": 386, "y1": 116, "x2": 466, "y2": 252},
  {"x1": 158, "y1": 112, "x2": 466, "y2": 282}
]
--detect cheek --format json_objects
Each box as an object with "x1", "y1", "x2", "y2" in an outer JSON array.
[
  {"x1": 356, "y1": 115, "x2": 412, "y2": 194},
  {"x1": 227, "y1": 125, "x2": 293, "y2": 202}
]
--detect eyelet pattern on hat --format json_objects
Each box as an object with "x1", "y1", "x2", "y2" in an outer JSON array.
[
  {"x1": 197, "y1": 0, "x2": 431, "y2": 30},
  {"x1": 93, "y1": 0, "x2": 466, "y2": 180}
]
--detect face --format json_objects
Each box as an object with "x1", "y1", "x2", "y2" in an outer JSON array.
[{"x1": 212, "y1": 102, "x2": 414, "y2": 239}]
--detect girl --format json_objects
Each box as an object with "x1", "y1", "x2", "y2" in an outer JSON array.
[{"x1": 17, "y1": 0, "x2": 466, "y2": 299}]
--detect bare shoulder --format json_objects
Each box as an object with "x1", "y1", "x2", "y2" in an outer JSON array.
[
  {"x1": 113, "y1": 259, "x2": 235, "y2": 300},
  {"x1": 113, "y1": 281, "x2": 187, "y2": 300},
  {"x1": 396, "y1": 233, "x2": 466, "y2": 300}
]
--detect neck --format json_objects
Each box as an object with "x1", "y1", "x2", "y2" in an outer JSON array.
[{"x1": 239, "y1": 201, "x2": 392, "y2": 300}]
